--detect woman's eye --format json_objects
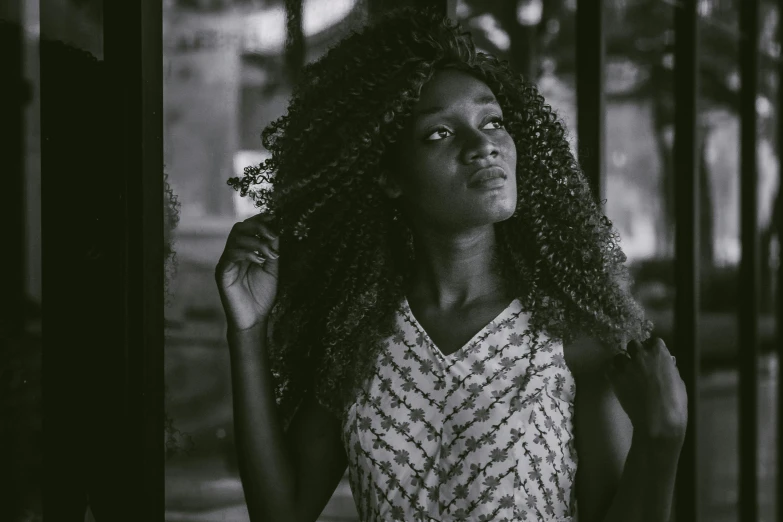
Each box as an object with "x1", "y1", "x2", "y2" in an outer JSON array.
[
  {"x1": 483, "y1": 118, "x2": 505, "y2": 130},
  {"x1": 425, "y1": 128, "x2": 453, "y2": 141},
  {"x1": 424, "y1": 118, "x2": 504, "y2": 141}
]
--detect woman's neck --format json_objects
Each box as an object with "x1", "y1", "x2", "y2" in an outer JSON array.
[{"x1": 407, "y1": 224, "x2": 505, "y2": 310}]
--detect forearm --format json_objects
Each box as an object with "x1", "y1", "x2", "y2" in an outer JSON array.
[
  {"x1": 228, "y1": 322, "x2": 297, "y2": 522},
  {"x1": 599, "y1": 434, "x2": 682, "y2": 522}
]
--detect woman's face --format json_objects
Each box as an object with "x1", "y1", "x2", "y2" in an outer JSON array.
[{"x1": 387, "y1": 69, "x2": 518, "y2": 233}]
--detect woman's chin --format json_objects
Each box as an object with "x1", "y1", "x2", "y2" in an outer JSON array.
[
  {"x1": 490, "y1": 209, "x2": 517, "y2": 225},
  {"x1": 484, "y1": 199, "x2": 518, "y2": 223},
  {"x1": 493, "y1": 209, "x2": 517, "y2": 224},
  {"x1": 461, "y1": 205, "x2": 517, "y2": 228}
]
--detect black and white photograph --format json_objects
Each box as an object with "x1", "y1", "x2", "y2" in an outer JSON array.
[{"x1": 2, "y1": 0, "x2": 783, "y2": 521}]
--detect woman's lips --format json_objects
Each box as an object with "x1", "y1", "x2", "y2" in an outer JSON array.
[{"x1": 468, "y1": 166, "x2": 507, "y2": 189}]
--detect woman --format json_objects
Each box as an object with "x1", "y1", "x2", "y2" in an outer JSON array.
[{"x1": 216, "y1": 8, "x2": 688, "y2": 522}]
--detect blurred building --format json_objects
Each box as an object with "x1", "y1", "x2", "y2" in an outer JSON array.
[{"x1": 164, "y1": 0, "x2": 365, "y2": 324}]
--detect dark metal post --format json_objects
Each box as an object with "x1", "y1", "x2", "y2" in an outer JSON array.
[
  {"x1": 41, "y1": 0, "x2": 163, "y2": 519},
  {"x1": 140, "y1": 0, "x2": 165, "y2": 516},
  {"x1": 672, "y1": 1, "x2": 699, "y2": 521},
  {"x1": 0, "y1": 2, "x2": 25, "y2": 341},
  {"x1": 739, "y1": 0, "x2": 760, "y2": 520},
  {"x1": 575, "y1": 0, "x2": 605, "y2": 205},
  {"x1": 40, "y1": 4, "x2": 97, "y2": 517},
  {"x1": 103, "y1": 0, "x2": 165, "y2": 519},
  {"x1": 777, "y1": 4, "x2": 783, "y2": 518},
  {"x1": 0, "y1": 4, "x2": 29, "y2": 519},
  {"x1": 284, "y1": 0, "x2": 305, "y2": 85}
]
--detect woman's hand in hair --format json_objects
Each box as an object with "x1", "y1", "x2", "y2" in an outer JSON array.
[{"x1": 215, "y1": 213, "x2": 280, "y2": 331}]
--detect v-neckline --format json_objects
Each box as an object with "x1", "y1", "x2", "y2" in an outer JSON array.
[{"x1": 402, "y1": 296, "x2": 520, "y2": 360}]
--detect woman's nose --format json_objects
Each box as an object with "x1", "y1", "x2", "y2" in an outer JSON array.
[{"x1": 460, "y1": 130, "x2": 498, "y2": 164}]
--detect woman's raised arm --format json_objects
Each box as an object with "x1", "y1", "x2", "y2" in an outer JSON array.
[{"x1": 216, "y1": 214, "x2": 347, "y2": 521}]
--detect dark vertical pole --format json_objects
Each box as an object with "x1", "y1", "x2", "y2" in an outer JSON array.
[
  {"x1": 739, "y1": 1, "x2": 760, "y2": 521},
  {"x1": 0, "y1": 3, "x2": 28, "y2": 519},
  {"x1": 500, "y1": 0, "x2": 538, "y2": 81},
  {"x1": 575, "y1": 0, "x2": 605, "y2": 205},
  {"x1": 672, "y1": 1, "x2": 699, "y2": 521},
  {"x1": 103, "y1": 0, "x2": 165, "y2": 520},
  {"x1": 284, "y1": 0, "x2": 305, "y2": 85},
  {"x1": 140, "y1": 0, "x2": 165, "y2": 517},
  {"x1": 40, "y1": 7, "x2": 94, "y2": 520},
  {"x1": 0, "y1": 5, "x2": 25, "y2": 341},
  {"x1": 777, "y1": 4, "x2": 783, "y2": 518},
  {"x1": 40, "y1": 0, "x2": 163, "y2": 519}
]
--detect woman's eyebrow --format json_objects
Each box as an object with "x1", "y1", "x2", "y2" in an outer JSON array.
[{"x1": 415, "y1": 94, "x2": 500, "y2": 118}]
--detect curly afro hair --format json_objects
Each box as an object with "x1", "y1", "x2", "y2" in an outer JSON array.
[{"x1": 228, "y1": 7, "x2": 653, "y2": 424}]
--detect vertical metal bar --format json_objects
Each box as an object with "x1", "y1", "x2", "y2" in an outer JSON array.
[
  {"x1": 40, "y1": 1, "x2": 161, "y2": 519},
  {"x1": 777, "y1": 4, "x2": 783, "y2": 518},
  {"x1": 103, "y1": 0, "x2": 165, "y2": 520},
  {"x1": 284, "y1": 0, "x2": 305, "y2": 84},
  {"x1": 0, "y1": 3, "x2": 25, "y2": 341},
  {"x1": 672, "y1": 1, "x2": 700, "y2": 521},
  {"x1": 575, "y1": 0, "x2": 605, "y2": 205},
  {"x1": 140, "y1": 0, "x2": 165, "y2": 517},
  {"x1": 40, "y1": 5, "x2": 94, "y2": 518},
  {"x1": 739, "y1": 0, "x2": 760, "y2": 520},
  {"x1": 0, "y1": 5, "x2": 28, "y2": 519}
]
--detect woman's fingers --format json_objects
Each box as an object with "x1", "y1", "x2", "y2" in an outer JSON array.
[
  {"x1": 234, "y1": 218, "x2": 277, "y2": 240},
  {"x1": 233, "y1": 233, "x2": 279, "y2": 260},
  {"x1": 626, "y1": 339, "x2": 643, "y2": 359},
  {"x1": 627, "y1": 337, "x2": 669, "y2": 360},
  {"x1": 233, "y1": 216, "x2": 280, "y2": 252},
  {"x1": 221, "y1": 243, "x2": 268, "y2": 266},
  {"x1": 217, "y1": 215, "x2": 279, "y2": 275}
]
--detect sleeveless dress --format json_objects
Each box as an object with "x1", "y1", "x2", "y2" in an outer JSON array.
[{"x1": 341, "y1": 297, "x2": 579, "y2": 522}]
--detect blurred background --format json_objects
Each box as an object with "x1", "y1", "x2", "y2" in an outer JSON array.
[{"x1": 4, "y1": 0, "x2": 783, "y2": 520}]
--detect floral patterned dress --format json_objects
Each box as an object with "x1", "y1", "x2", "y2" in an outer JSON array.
[{"x1": 341, "y1": 297, "x2": 579, "y2": 522}]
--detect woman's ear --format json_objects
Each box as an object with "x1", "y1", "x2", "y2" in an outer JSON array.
[{"x1": 378, "y1": 169, "x2": 403, "y2": 199}]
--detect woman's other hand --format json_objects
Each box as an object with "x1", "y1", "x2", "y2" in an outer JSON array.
[
  {"x1": 215, "y1": 213, "x2": 280, "y2": 331},
  {"x1": 605, "y1": 338, "x2": 689, "y2": 447}
]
